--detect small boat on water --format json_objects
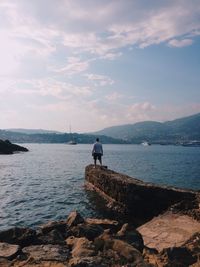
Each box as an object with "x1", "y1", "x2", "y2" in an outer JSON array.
[
  {"x1": 67, "y1": 125, "x2": 77, "y2": 145},
  {"x1": 68, "y1": 140, "x2": 77, "y2": 145},
  {"x1": 141, "y1": 141, "x2": 151, "y2": 146},
  {"x1": 182, "y1": 141, "x2": 200, "y2": 147}
]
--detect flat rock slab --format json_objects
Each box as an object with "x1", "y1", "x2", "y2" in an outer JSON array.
[
  {"x1": 0, "y1": 242, "x2": 20, "y2": 259},
  {"x1": 137, "y1": 212, "x2": 200, "y2": 252},
  {"x1": 22, "y1": 244, "x2": 70, "y2": 261}
]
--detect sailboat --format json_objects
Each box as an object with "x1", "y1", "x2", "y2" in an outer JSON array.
[{"x1": 68, "y1": 125, "x2": 77, "y2": 145}]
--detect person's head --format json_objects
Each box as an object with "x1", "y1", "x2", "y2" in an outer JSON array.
[{"x1": 96, "y1": 138, "x2": 99, "y2": 142}]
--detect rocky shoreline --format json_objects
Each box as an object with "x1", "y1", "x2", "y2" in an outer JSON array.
[
  {"x1": 0, "y1": 210, "x2": 199, "y2": 267},
  {"x1": 0, "y1": 165, "x2": 199, "y2": 266},
  {"x1": 0, "y1": 140, "x2": 28, "y2": 154}
]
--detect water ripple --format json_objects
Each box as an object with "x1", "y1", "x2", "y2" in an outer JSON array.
[{"x1": 0, "y1": 144, "x2": 200, "y2": 230}]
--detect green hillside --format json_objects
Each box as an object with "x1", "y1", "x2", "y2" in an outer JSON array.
[{"x1": 94, "y1": 113, "x2": 200, "y2": 144}]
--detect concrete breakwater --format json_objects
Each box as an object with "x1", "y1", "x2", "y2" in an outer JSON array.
[{"x1": 85, "y1": 165, "x2": 199, "y2": 224}]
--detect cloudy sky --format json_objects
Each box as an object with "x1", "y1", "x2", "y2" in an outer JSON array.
[{"x1": 0, "y1": 0, "x2": 200, "y2": 132}]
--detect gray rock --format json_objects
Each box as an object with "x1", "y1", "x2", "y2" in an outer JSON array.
[
  {"x1": 22, "y1": 244, "x2": 70, "y2": 261},
  {"x1": 0, "y1": 242, "x2": 20, "y2": 260}
]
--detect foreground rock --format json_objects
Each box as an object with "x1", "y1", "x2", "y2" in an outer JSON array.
[
  {"x1": 137, "y1": 212, "x2": 200, "y2": 252},
  {"x1": 22, "y1": 244, "x2": 70, "y2": 261},
  {"x1": 0, "y1": 139, "x2": 28, "y2": 154},
  {"x1": 0, "y1": 211, "x2": 148, "y2": 266},
  {"x1": 0, "y1": 210, "x2": 199, "y2": 266}
]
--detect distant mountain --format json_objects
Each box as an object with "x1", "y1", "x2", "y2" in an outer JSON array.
[
  {"x1": 93, "y1": 113, "x2": 200, "y2": 144},
  {"x1": 1, "y1": 113, "x2": 199, "y2": 144},
  {"x1": 0, "y1": 130, "x2": 128, "y2": 144},
  {"x1": 5, "y1": 128, "x2": 62, "y2": 134}
]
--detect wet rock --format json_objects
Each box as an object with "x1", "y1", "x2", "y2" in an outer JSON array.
[
  {"x1": 22, "y1": 244, "x2": 70, "y2": 261},
  {"x1": 0, "y1": 242, "x2": 20, "y2": 260},
  {"x1": 71, "y1": 223, "x2": 104, "y2": 241},
  {"x1": 0, "y1": 227, "x2": 36, "y2": 247},
  {"x1": 67, "y1": 211, "x2": 85, "y2": 227},
  {"x1": 39, "y1": 220, "x2": 67, "y2": 235},
  {"x1": 116, "y1": 223, "x2": 144, "y2": 252}
]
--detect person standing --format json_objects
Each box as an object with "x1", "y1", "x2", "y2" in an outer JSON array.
[{"x1": 92, "y1": 138, "x2": 103, "y2": 167}]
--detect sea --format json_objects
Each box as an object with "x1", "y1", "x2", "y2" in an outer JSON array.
[{"x1": 0, "y1": 144, "x2": 200, "y2": 230}]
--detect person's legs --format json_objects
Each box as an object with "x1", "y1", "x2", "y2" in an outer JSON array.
[
  {"x1": 98, "y1": 155, "x2": 102, "y2": 166},
  {"x1": 93, "y1": 154, "x2": 97, "y2": 167}
]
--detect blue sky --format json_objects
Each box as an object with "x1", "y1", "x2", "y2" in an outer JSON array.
[{"x1": 0, "y1": 0, "x2": 200, "y2": 132}]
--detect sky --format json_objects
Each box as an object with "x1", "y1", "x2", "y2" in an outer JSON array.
[{"x1": 0, "y1": 0, "x2": 200, "y2": 133}]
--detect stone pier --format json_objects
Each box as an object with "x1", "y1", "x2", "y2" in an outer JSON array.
[{"x1": 85, "y1": 165, "x2": 199, "y2": 223}]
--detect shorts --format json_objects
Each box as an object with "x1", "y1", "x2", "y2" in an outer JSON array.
[{"x1": 93, "y1": 153, "x2": 102, "y2": 160}]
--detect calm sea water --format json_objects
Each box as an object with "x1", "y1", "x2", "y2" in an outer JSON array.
[{"x1": 0, "y1": 144, "x2": 199, "y2": 230}]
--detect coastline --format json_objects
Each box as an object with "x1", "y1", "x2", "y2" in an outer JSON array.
[
  {"x1": 0, "y1": 166, "x2": 199, "y2": 266},
  {"x1": 0, "y1": 210, "x2": 199, "y2": 267}
]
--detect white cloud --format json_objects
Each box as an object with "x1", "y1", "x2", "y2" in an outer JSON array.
[
  {"x1": 0, "y1": 1, "x2": 199, "y2": 131},
  {"x1": 52, "y1": 57, "x2": 89, "y2": 75},
  {"x1": 85, "y1": 73, "x2": 114, "y2": 86},
  {"x1": 126, "y1": 102, "x2": 156, "y2": 121},
  {"x1": 0, "y1": 0, "x2": 199, "y2": 79},
  {"x1": 105, "y1": 92, "x2": 122, "y2": 101},
  {"x1": 168, "y1": 38, "x2": 193, "y2": 47},
  {"x1": 87, "y1": 100, "x2": 157, "y2": 128}
]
